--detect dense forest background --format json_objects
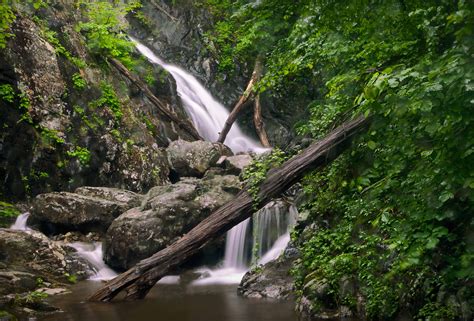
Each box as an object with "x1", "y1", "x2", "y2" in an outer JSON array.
[{"x1": 0, "y1": 0, "x2": 473, "y2": 319}]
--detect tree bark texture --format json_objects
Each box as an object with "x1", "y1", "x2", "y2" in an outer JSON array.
[
  {"x1": 110, "y1": 58, "x2": 203, "y2": 141},
  {"x1": 253, "y1": 94, "x2": 271, "y2": 147},
  {"x1": 217, "y1": 58, "x2": 263, "y2": 144},
  {"x1": 89, "y1": 115, "x2": 369, "y2": 302}
]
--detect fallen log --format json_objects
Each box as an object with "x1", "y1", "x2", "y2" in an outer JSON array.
[
  {"x1": 89, "y1": 115, "x2": 369, "y2": 302},
  {"x1": 217, "y1": 58, "x2": 263, "y2": 144},
  {"x1": 109, "y1": 58, "x2": 203, "y2": 141}
]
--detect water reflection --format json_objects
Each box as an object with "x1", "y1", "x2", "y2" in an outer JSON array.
[{"x1": 42, "y1": 281, "x2": 297, "y2": 321}]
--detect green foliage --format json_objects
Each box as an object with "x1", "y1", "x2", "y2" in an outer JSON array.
[
  {"x1": 71, "y1": 73, "x2": 87, "y2": 90},
  {"x1": 76, "y1": 1, "x2": 138, "y2": 68},
  {"x1": 417, "y1": 302, "x2": 456, "y2": 320},
  {"x1": 1, "y1": 85, "x2": 34, "y2": 124},
  {"x1": 0, "y1": 1, "x2": 15, "y2": 49},
  {"x1": 18, "y1": 291, "x2": 48, "y2": 305},
  {"x1": 242, "y1": 148, "x2": 286, "y2": 208},
  {"x1": 0, "y1": 84, "x2": 15, "y2": 102},
  {"x1": 209, "y1": 0, "x2": 474, "y2": 318},
  {"x1": 67, "y1": 146, "x2": 91, "y2": 165},
  {"x1": 39, "y1": 127, "x2": 65, "y2": 145},
  {"x1": 0, "y1": 310, "x2": 15, "y2": 321},
  {"x1": 0, "y1": 201, "x2": 20, "y2": 218},
  {"x1": 89, "y1": 82, "x2": 123, "y2": 122},
  {"x1": 41, "y1": 28, "x2": 87, "y2": 68},
  {"x1": 64, "y1": 273, "x2": 77, "y2": 284}
]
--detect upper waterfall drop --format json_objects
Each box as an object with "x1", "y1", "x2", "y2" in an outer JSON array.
[{"x1": 130, "y1": 37, "x2": 267, "y2": 154}]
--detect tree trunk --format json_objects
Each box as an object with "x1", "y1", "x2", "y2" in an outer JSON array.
[
  {"x1": 109, "y1": 58, "x2": 203, "y2": 141},
  {"x1": 217, "y1": 58, "x2": 263, "y2": 144},
  {"x1": 89, "y1": 115, "x2": 369, "y2": 302},
  {"x1": 253, "y1": 94, "x2": 271, "y2": 147},
  {"x1": 150, "y1": 0, "x2": 178, "y2": 21}
]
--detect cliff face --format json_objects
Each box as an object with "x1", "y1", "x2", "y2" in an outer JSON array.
[
  {"x1": 0, "y1": 0, "x2": 309, "y2": 201},
  {"x1": 0, "y1": 2, "x2": 196, "y2": 200}
]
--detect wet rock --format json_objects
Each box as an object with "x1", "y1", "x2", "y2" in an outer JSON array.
[
  {"x1": 0, "y1": 271, "x2": 36, "y2": 296},
  {"x1": 0, "y1": 229, "x2": 91, "y2": 287},
  {"x1": 223, "y1": 154, "x2": 253, "y2": 175},
  {"x1": 238, "y1": 256, "x2": 294, "y2": 300},
  {"x1": 74, "y1": 186, "x2": 143, "y2": 208},
  {"x1": 104, "y1": 175, "x2": 241, "y2": 270},
  {"x1": 36, "y1": 288, "x2": 68, "y2": 296},
  {"x1": 166, "y1": 140, "x2": 233, "y2": 177},
  {"x1": 29, "y1": 189, "x2": 139, "y2": 235},
  {"x1": 51, "y1": 231, "x2": 101, "y2": 243}
]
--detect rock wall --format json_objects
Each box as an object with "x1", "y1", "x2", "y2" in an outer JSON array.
[{"x1": 0, "y1": 2, "x2": 196, "y2": 201}]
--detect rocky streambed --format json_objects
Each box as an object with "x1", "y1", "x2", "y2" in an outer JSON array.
[{"x1": 0, "y1": 139, "x2": 298, "y2": 320}]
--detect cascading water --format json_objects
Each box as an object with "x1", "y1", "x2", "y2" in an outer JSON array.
[
  {"x1": 69, "y1": 242, "x2": 117, "y2": 281},
  {"x1": 10, "y1": 212, "x2": 31, "y2": 231},
  {"x1": 9, "y1": 213, "x2": 116, "y2": 281},
  {"x1": 257, "y1": 204, "x2": 298, "y2": 265},
  {"x1": 131, "y1": 39, "x2": 298, "y2": 284},
  {"x1": 130, "y1": 37, "x2": 267, "y2": 154},
  {"x1": 223, "y1": 218, "x2": 251, "y2": 269},
  {"x1": 192, "y1": 203, "x2": 298, "y2": 285}
]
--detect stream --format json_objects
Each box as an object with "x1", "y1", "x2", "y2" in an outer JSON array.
[
  {"x1": 41, "y1": 280, "x2": 297, "y2": 321},
  {"x1": 11, "y1": 42, "x2": 299, "y2": 321}
]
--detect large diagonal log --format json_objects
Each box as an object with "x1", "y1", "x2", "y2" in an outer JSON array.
[
  {"x1": 89, "y1": 115, "x2": 369, "y2": 302},
  {"x1": 109, "y1": 58, "x2": 203, "y2": 141}
]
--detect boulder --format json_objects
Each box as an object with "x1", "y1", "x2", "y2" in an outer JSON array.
[
  {"x1": 29, "y1": 188, "x2": 140, "y2": 235},
  {"x1": 166, "y1": 140, "x2": 233, "y2": 177},
  {"x1": 74, "y1": 186, "x2": 143, "y2": 208},
  {"x1": 0, "y1": 229, "x2": 92, "y2": 291},
  {"x1": 104, "y1": 175, "x2": 241, "y2": 270},
  {"x1": 0, "y1": 271, "x2": 37, "y2": 296},
  {"x1": 224, "y1": 154, "x2": 253, "y2": 175},
  {"x1": 238, "y1": 247, "x2": 296, "y2": 300}
]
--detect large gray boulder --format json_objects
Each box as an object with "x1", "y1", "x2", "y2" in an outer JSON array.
[
  {"x1": 166, "y1": 140, "x2": 233, "y2": 177},
  {"x1": 74, "y1": 186, "x2": 142, "y2": 208},
  {"x1": 0, "y1": 229, "x2": 91, "y2": 294},
  {"x1": 222, "y1": 154, "x2": 253, "y2": 175},
  {"x1": 104, "y1": 175, "x2": 241, "y2": 270},
  {"x1": 238, "y1": 247, "x2": 296, "y2": 300},
  {"x1": 29, "y1": 187, "x2": 142, "y2": 235}
]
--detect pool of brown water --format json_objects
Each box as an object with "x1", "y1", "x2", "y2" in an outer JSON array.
[{"x1": 41, "y1": 280, "x2": 298, "y2": 321}]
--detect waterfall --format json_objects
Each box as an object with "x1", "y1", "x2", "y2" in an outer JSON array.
[
  {"x1": 192, "y1": 202, "x2": 298, "y2": 286},
  {"x1": 69, "y1": 242, "x2": 117, "y2": 281},
  {"x1": 10, "y1": 212, "x2": 31, "y2": 231},
  {"x1": 131, "y1": 39, "x2": 297, "y2": 284},
  {"x1": 10, "y1": 213, "x2": 116, "y2": 281},
  {"x1": 130, "y1": 37, "x2": 267, "y2": 154},
  {"x1": 223, "y1": 218, "x2": 250, "y2": 269}
]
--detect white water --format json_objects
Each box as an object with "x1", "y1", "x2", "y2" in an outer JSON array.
[
  {"x1": 192, "y1": 203, "x2": 298, "y2": 285},
  {"x1": 130, "y1": 37, "x2": 267, "y2": 154},
  {"x1": 224, "y1": 218, "x2": 251, "y2": 269},
  {"x1": 69, "y1": 242, "x2": 117, "y2": 281},
  {"x1": 10, "y1": 212, "x2": 31, "y2": 231},
  {"x1": 10, "y1": 213, "x2": 117, "y2": 281}
]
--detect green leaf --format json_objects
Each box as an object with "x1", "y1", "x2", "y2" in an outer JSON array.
[{"x1": 438, "y1": 191, "x2": 454, "y2": 203}]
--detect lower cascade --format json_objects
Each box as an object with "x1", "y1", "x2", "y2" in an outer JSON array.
[
  {"x1": 9, "y1": 213, "x2": 116, "y2": 281},
  {"x1": 10, "y1": 212, "x2": 31, "y2": 231},
  {"x1": 68, "y1": 242, "x2": 117, "y2": 281},
  {"x1": 193, "y1": 200, "x2": 298, "y2": 285}
]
